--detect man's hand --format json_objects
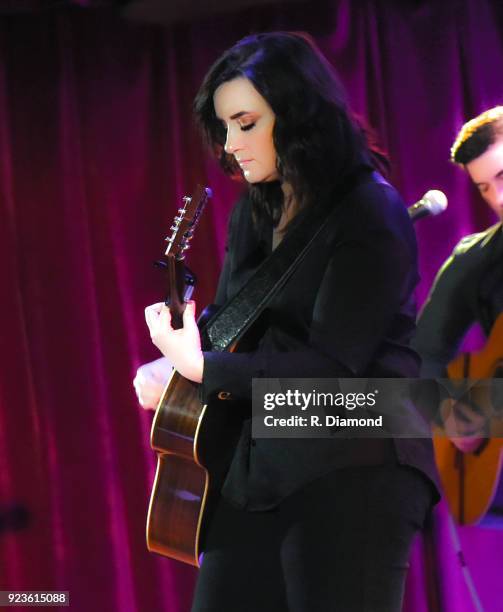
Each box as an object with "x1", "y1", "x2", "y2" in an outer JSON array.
[{"x1": 440, "y1": 398, "x2": 486, "y2": 453}]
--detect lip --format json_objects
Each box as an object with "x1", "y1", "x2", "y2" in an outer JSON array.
[{"x1": 236, "y1": 159, "x2": 253, "y2": 166}]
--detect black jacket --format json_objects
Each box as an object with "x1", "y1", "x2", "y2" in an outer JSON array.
[
  {"x1": 201, "y1": 170, "x2": 440, "y2": 510},
  {"x1": 413, "y1": 223, "x2": 503, "y2": 377}
]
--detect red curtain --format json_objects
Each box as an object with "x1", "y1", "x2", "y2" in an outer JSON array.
[{"x1": 1, "y1": 2, "x2": 503, "y2": 611}]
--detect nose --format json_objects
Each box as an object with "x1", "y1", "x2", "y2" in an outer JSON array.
[
  {"x1": 489, "y1": 183, "x2": 503, "y2": 208},
  {"x1": 496, "y1": 184, "x2": 503, "y2": 205},
  {"x1": 485, "y1": 182, "x2": 503, "y2": 216},
  {"x1": 224, "y1": 125, "x2": 243, "y2": 155}
]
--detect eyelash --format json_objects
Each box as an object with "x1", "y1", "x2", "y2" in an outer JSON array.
[{"x1": 240, "y1": 123, "x2": 256, "y2": 132}]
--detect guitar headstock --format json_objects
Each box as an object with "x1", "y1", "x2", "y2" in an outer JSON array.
[
  {"x1": 164, "y1": 185, "x2": 212, "y2": 260},
  {"x1": 156, "y1": 185, "x2": 212, "y2": 329}
]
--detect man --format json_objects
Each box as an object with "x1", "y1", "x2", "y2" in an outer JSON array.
[{"x1": 413, "y1": 106, "x2": 503, "y2": 452}]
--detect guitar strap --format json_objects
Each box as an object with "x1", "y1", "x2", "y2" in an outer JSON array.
[{"x1": 201, "y1": 169, "x2": 385, "y2": 352}]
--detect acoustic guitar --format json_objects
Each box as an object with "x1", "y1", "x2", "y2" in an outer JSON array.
[
  {"x1": 432, "y1": 313, "x2": 503, "y2": 526},
  {"x1": 146, "y1": 185, "x2": 243, "y2": 566}
]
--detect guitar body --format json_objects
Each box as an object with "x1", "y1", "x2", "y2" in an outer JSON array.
[
  {"x1": 147, "y1": 372, "x2": 208, "y2": 566},
  {"x1": 145, "y1": 185, "x2": 242, "y2": 566},
  {"x1": 433, "y1": 313, "x2": 503, "y2": 526},
  {"x1": 146, "y1": 370, "x2": 243, "y2": 566}
]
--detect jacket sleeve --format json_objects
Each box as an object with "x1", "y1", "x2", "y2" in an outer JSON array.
[
  {"x1": 412, "y1": 246, "x2": 476, "y2": 377},
  {"x1": 201, "y1": 183, "x2": 418, "y2": 403}
]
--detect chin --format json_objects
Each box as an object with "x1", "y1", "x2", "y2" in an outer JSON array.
[
  {"x1": 245, "y1": 173, "x2": 280, "y2": 184},
  {"x1": 244, "y1": 175, "x2": 265, "y2": 184}
]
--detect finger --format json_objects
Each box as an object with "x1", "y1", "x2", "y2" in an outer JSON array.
[
  {"x1": 182, "y1": 300, "x2": 197, "y2": 327},
  {"x1": 158, "y1": 303, "x2": 173, "y2": 330},
  {"x1": 453, "y1": 402, "x2": 482, "y2": 425},
  {"x1": 145, "y1": 304, "x2": 162, "y2": 330},
  {"x1": 145, "y1": 302, "x2": 164, "y2": 315},
  {"x1": 144, "y1": 302, "x2": 164, "y2": 324},
  {"x1": 135, "y1": 367, "x2": 152, "y2": 382},
  {"x1": 133, "y1": 373, "x2": 142, "y2": 391}
]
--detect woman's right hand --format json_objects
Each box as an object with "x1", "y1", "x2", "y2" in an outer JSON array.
[{"x1": 133, "y1": 356, "x2": 173, "y2": 410}]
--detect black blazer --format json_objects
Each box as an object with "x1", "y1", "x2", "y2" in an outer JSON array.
[{"x1": 201, "y1": 170, "x2": 440, "y2": 510}]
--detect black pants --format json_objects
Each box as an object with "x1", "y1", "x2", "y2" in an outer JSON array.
[{"x1": 191, "y1": 463, "x2": 434, "y2": 612}]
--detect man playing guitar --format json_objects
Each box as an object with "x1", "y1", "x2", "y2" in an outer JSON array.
[{"x1": 414, "y1": 106, "x2": 503, "y2": 454}]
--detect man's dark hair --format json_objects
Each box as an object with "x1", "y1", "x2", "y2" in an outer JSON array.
[{"x1": 451, "y1": 106, "x2": 503, "y2": 165}]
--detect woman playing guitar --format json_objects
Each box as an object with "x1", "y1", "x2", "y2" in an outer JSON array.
[{"x1": 138, "y1": 32, "x2": 439, "y2": 612}]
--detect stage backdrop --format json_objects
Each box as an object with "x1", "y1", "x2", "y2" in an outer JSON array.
[{"x1": 1, "y1": 1, "x2": 503, "y2": 610}]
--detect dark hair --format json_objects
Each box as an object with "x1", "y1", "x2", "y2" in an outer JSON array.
[
  {"x1": 451, "y1": 106, "x2": 503, "y2": 165},
  {"x1": 193, "y1": 31, "x2": 374, "y2": 225}
]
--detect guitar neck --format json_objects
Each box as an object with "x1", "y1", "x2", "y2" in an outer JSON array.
[{"x1": 165, "y1": 255, "x2": 187, "y2": 330}]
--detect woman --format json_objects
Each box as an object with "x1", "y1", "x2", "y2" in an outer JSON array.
[{"x1": 140, "y1": 32, "x2": 439, "y2": 612}]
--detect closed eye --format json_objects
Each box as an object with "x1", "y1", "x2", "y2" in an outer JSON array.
[{"x1": 240, "y1": 122, "x2": 256, "y2": 132}]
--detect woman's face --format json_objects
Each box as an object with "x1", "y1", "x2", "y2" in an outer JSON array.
[{"x1": 213, "y1": 77, "x2": 279, "y2": 184}]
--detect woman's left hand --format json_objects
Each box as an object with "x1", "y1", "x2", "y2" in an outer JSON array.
[{"x1": 144, "y1": 300, "x2": 204, "y2": 383}]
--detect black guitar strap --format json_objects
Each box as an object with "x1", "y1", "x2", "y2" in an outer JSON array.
[{"x1": 201, "y1": 169, "x2": 384, "y2": 352}]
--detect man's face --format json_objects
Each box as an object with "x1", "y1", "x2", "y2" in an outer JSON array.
[{"x1": 466, "y1": 138, "x2": 503, "y2": 220}]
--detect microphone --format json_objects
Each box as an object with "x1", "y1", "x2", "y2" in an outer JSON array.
[{"x1": 408, "y1": 190, "x2": 448, "y2": 222}]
